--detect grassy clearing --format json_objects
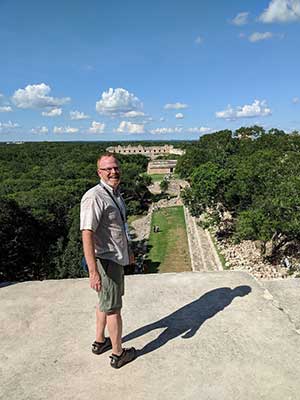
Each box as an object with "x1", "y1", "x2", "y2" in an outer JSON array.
[
  {"x1": 145, "y1": 206, "x2": 191, "y2": 273},
  {"x1": 148, "y1": 173, "x2": 166, "y2": 182}
]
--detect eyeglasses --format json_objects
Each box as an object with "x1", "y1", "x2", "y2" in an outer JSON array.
[{"x1": 99, "y1": 167, "x2": 120, "y2": 173}]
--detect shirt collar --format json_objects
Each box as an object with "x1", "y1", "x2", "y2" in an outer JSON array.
[{"x1": 100, "y1": 179, "x2": 120, "y2": 196}]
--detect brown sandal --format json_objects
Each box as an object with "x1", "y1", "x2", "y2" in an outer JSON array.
[
  {"x1": 92, "y1": 337, "x2": 112, "y2": 354},
  {"x1": 109, "y1": 347, "x2": 137, "y2": 368}
]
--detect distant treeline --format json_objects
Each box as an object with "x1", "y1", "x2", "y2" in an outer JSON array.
[
  {"x1": 176, "y1": 126, "x2": 300, "y2": 260},
  {"x1": 0, "y1": 142, "x2": 152, "y2": 282}
]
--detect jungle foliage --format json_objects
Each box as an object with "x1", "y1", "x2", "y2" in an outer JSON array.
[
  {"x1": 176, "y1": 127, "x2": 300, "y2": 260},
  {"x1": 0, "y1": 142, "x2": 151, "y2": 282}
]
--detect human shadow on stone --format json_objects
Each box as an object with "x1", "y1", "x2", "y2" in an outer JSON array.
[{"x1": 123, "y1": 285, "x2": 251, "y2": 357}]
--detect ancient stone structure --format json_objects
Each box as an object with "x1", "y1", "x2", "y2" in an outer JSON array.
[
  {"x1": 147, "y1": 159, "x2": 178, "y2": 174},
  {"x1": 106, "y1": 144, "x2": 185, "y2": 159}
]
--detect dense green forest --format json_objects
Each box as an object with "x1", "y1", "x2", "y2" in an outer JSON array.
[
  {"x1": 2, "y1": 131, "x2": 299, "y2": 282},
  {"x1": 0, "y1": 142, "x2": 151, "y2": 282},
  {"x1": 177, "y1": 126, "x2": 300, "y2": 262}
]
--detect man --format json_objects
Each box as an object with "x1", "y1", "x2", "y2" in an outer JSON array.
[{"x1": 80, "y1": 153, "x2": 136, "y2": 369}]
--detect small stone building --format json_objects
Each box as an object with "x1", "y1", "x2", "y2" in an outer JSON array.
[{"x1": 147, "y1": 160, "x2": 178, "y2": 175}]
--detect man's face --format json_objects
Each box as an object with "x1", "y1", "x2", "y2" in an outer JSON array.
[{"x1": 97, "y1": 156, "x2": 121, "y2": 189}]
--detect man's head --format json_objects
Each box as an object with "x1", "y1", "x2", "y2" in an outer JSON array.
[{"x1": 97, "y1": 154, "x2": 121, "y2": 189}]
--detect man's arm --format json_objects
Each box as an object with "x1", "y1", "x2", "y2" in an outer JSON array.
[{"x1": 82, "y1": 229, "x2": 101, "y2": 292}]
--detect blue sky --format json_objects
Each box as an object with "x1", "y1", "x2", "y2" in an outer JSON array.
[{"x1": 0, "y1": 0, "x2": 300, "y2": 141}]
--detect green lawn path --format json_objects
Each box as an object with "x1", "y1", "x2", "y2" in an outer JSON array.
[
  {"x1": 148, "y1": 173, "x2": 166, "y2": 182},
  {"x1": 146, "y1": 206, "x2": 191, "y2": 273}
]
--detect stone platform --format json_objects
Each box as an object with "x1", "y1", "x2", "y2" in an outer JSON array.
[{"x1": 1, "y1": 271, "x2": 300, "y2": 400}]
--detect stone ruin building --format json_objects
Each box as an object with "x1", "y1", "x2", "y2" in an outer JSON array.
[
  {"x1": 106, "y1": 144, "x2": 185, "y2": 159},
  {"x1": 106, "y1": 144, "x2": 184, "y2": 175},
  {"x1": 147, "y1": 159, "x2": 178, "y2": 174}
]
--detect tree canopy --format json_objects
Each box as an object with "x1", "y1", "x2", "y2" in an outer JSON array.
[
  {"x1": 177, "y1": 127, "x2": 300, "y2": 259},
  {"x1": 0, "y1": 142, "x2": 151, "y2": 281}
]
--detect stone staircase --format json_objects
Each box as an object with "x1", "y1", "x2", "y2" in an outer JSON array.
[{"x1": 184, "y1": 206, "x2": 223, "y2": 272}]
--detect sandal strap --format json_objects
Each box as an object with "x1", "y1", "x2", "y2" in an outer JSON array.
[
  {"x1": 92, "y1": 337, "x2": 111, "y2": 353},
  {"x1": 110, "y1": 347, "x2": 136, "y2": 360},
  {"x1": 109, "y1": 347, "x2": 137, "y2": 368},
  {"x1": 94, "y1": 338, "x2": 107, "y2": 346}
]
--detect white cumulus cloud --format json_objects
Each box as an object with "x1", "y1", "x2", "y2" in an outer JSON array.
[
  {"x1": 249, "y1": 32, "x2": 273, "y2": 42},
  {"x1": 70, "y1": 110, "x2": 89, "y2": 120},
  {"x1": 175, "y1": 113, "x2": 184, "y2": 119},
  {"x1": 89, "y1": 121, "x2": 106, "y2": 134},
  {"x1": 12, "y1": 83, "x2": 70, "y2": 109},
  {"x1": 150, "y1": 127, "x2": 184, "y2": 135},
  {"x1": 259, "y1": 0, "x2": 300, "y2": 23},
  {"x1": 0, "y1": 106, "x2": 12, "y2": 112},
  {"x1": 123, "y1": 110, "x2": 145, "y2": 118},
  {"x1": 292, "y1": 96, "x2": 300, "y2": 103},
  {"x1": 0, "y1": 120, "x2": 19, "y2": 133},
  {"x1": 31, "y1": 126, "x2": 49, "y2": 134},
  {"x1": 187, "y1": 127, "x2": 212, "y2": 134},
  {"x1": 150, "y1": 126, "x2": 211, "y2": 135},
  {"x1": 96, "y1": 88, "x2": 143, "y2": 117},
  {"x1": 42, "y1": 108, "x2": 62, "y2": 117},
  {"x1": 164, "y1": 102, "x2": 188, "y2": 110},
  {"x1": 216, "y1": 100, "x2": 272, "y2": 120},
  {"x1": 53, "y1": 126, "x2": 79, "y2": 134},
  {"x1": 115, "y1": 121, "x2": 145, "y2": 134},
  {"x1": 232, "y1": 12, "x2": 250, "y2": 25}
]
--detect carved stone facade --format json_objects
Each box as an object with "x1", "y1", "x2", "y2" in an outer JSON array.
[{"x1": 106, "y1": 144, "x2": 185, "y2": 158}]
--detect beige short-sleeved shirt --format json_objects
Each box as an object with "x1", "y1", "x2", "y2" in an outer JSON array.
[{"x1": 80, "y1": 182, "x2": 129, "y2": 266}]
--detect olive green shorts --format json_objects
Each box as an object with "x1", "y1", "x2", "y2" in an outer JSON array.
[{"x1": 96, "y1": 258, "x2": 124, "y2": 313}]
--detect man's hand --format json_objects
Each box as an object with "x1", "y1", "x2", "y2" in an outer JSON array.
[
  {"x1": 82, "y1": 230, "x2": 101, "y2": 292},
  {"x1": 89, "y1": 271, "x2": 101, "y2": 292}
]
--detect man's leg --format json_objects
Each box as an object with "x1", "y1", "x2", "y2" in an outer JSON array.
[
  {"x1": 106, "y1": 309, "x2": 123, "y2": 355},
  {"x1": 95, "y1": 307, "x2": 107, "y2": 342}
]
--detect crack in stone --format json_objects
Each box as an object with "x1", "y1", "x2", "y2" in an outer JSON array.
[{"x1": 258, "y1": 282, "x2": 300, "y2": 336}]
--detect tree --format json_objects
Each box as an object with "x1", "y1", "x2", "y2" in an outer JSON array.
[
  {"x1": 60, "y1": 205, "x2": 87, "y2": 278},
  {"x1": 0, "y1": 198, "x2": 44, "y2": 281},
  {"x1": 181, "y1": 161, "x2": 230, "y2": 217},
  {"x1": 176, "y1": 129, "x2": 237, "y2": 179},
  {"x1": 121, "y1": 162, "x2": 151, "y2": 214},
  {"x1": 267, "y1": 128, "x2": 285, "y2": 136},
  {"x1": 236, "y1": 176, "x2": 300, "y2": 257},
  {"x1": 234, "y1": 125, "x2": 265, "y2": 140},
  {"x1": 160, "y1": 179, "x2": 169, "y2": 193},
  {"x1": 181, "y1": 128, "x2": 300, "y2": 261}
]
